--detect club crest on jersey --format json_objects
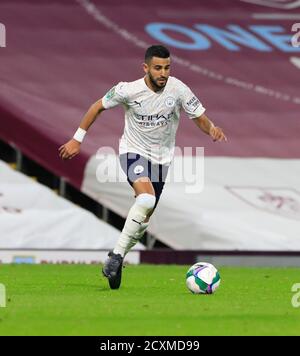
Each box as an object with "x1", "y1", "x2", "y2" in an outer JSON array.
[
  {"x1": 165, "y1": 97, "x2": 175, "y2": 108},
  {"x1": 134, "y1": 165, "x2": 144, "y2": 175}
]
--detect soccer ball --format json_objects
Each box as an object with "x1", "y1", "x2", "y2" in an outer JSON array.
[{"x1": 186, "y1": 262, "x2": 221, "y2": 294}]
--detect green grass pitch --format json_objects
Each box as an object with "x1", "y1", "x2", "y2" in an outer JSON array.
[{"x1": 0, "y1": 264, "x2": 299, "y2": 336}]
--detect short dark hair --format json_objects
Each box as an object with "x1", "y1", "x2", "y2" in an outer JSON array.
[{"x1": 145, "y1": 45, "x2": 170, "y2": 63}]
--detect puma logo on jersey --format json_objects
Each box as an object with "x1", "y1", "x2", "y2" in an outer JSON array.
[{"x1": 130, "y1": 100, "x2": 142, "y2": 107}]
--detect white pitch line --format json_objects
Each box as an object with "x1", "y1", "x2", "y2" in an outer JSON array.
[
  {"x1": 290, "y1": 56, "x2": 300, "y2": 69},
  {"x1": 241, "y1": 0, "x2": 300, "y2": 10},
  {"x1": 253, "y1": 13, "x2": 300, "y2": 19}
]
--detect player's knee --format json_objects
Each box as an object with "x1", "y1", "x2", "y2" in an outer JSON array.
[{"x1": 136, "y1": 193, "x2": 156, "y2": 213}]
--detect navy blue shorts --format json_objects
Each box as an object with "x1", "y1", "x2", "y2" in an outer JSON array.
[{"x1": 119, "y1": 152, "x2": 169, "y2": 210}]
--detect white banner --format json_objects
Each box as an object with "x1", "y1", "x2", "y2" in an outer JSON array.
[
  {"x1": 0, "y1": 160, "x2": 144, "y2": 252},
  {"x1": 82, "y1": 155, "x2": 300, "y2": 251}
]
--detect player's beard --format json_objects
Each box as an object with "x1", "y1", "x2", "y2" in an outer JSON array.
[{"x1": 148, "y1": 72, "x2": 168, "y2": 91}]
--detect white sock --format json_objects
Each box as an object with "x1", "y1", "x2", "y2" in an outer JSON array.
[
  {"x1": 113, "y1": 193, "x2": 155, "y2": 257},
  {"x1": 124, "y1": 221, "x2": 149, "y2": 256}
]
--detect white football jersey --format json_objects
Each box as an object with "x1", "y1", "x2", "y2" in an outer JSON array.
[{"x1": 102, "y1": 76, "x2": 205, "y2": 165}]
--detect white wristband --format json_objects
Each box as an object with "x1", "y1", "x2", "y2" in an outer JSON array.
[{"x1": 73, "y1": 128, "x2": 87, "y2": 143}]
